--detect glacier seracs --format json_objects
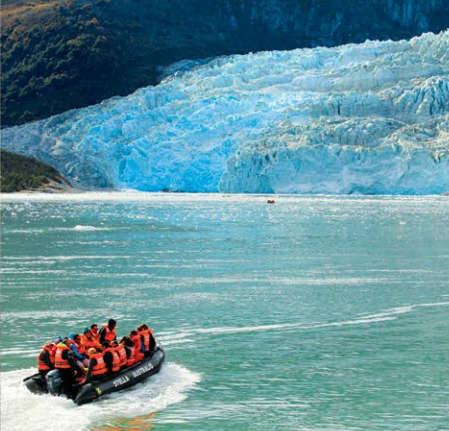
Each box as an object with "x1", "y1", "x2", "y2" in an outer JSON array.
[{"x1": 2, "y1": 31, "x2": 449, "y2": 194}]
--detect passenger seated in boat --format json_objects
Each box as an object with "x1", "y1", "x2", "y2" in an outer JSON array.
[
  {"x1": 120, "y1": 336, "x2": 137, "y2": 367},
  {"x1": 55, "y1": 338, "x2": 84, "y2": 396},
  {"x1": 37, "y1": 340, "x2": 58, "y2": 376},
  {"x1": 89, "y1": 323, "x2": 100, "y2": 344},
  {"x1": 103, "y1": 340, "x2": 121, "y2": 375},
  {"x1": 80, "y1": 327, "x2": 100, "y2": 351},
  {"x1": 116, "y1": 339, "x2": 128, "y2": 371},
  {"x1": 130, "y1": 330, "x2": 145, "y2": 363},
  {"x1": 86, "y1": 348, "x2": 107, "y2": 381},
  {"x1": 138, "y1": 324, "x2": 156, "y2": 357},
  {"x1": 68, "y1": 333, "x2": 88, "y2": 366},
  {"x1": 100, "y1": 319, "x2": 117, "y2": 345}
]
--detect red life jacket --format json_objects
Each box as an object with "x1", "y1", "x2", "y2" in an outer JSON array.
[
  {"x1": 116, "y1": 344, "x2": 127, "y2": 368},
  {"x1": 55, "y1": 344, "x2": 71, "y2": 369},
  {"x1": 130, "y1": 334, "x2": 144, "y2": 362},
  {"x1": 102, "y1": 324, "x2": 117, "y2": 342},
  {"x1": 139, "y1": 328, "x2": 152, "y2": 352},
  {"x1": 37, "y1": 343, "x2": 55, "y2": 371},
  {"x1": 104, "y1": 347, "x2": 120, "y2": 372},
  {"x1": 90, "y1": 352, "x2": 107, "y2": 376}
]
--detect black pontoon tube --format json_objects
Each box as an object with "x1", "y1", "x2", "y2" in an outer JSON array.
[{"x1": 23, "y1": 347, "x2": 165, "y2": 405}]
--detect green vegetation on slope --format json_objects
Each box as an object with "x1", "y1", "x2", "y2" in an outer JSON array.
[{"x1": 0, "y1": 150, "x2": 68, "y2": 192}]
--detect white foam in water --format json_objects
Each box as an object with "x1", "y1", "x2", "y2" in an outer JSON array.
[
  {"x1": 173, "y1": 300, "x2": 449, "y2": 338},
  {"x1": 72, "y1": 225, "x2": 99, "y2": 232},
  {"x1": 1, "y1": 363, "x2": 200, "y2": 431}
]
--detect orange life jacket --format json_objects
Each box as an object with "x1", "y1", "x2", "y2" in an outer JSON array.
[
  {"x1": 104, "y1": 347, "x2": 121, "y2": 372},
  {"x1": 81, "y1": 334, "x2": 92, "y2": 349},
  {"x1": 55, "y1": 344, "x2": 71, "y2": 369},
  {"x1": 116, "y1": 344, "x2": 127, "y2": 368},
  {"x1": 139, "y1": 328, "x2": 152, "y2": 352},
  {"x1": 130, "y1": 334, "x2": 144, "y2": 362},
  {"x1": 90, "y1": 352, "x2": 107, "y2": 376},
  {"x1": 102, "y1": 324, "x2": 117, "y2": 342},
  {"x1": 75, "y1": 340, "x2": 86, "y2": 355},
  {"x1": 80, "y1": 334, "x2": 88, "y2": 349},
  {"x1": 37, "y1": 343, "x2": 55, "y2": 371},
  {"x1": 83, "y1": 334, "x2": 102, "y2": 350},
  {"x1": 90, "y1": 328, "x2": 100, "y2": 342}
]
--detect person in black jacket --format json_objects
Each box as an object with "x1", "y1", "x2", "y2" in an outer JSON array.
[
  {"x1": 99, "y1": 319, "x2": 117, "y2": 345},
  {"x1": 55, "y1": 339, "x2": 84, "y2": 397}
]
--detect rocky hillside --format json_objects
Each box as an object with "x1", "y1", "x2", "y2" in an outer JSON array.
[
  {"x1": 0, "y1": 150, "x2": 69, "y2": 192},
  {"x1": 2, "y1": 0, "x2": 449, "y2": 127}
]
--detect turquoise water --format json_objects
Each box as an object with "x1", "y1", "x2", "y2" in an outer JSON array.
[{"x1": 1, "y1": 193, "x2": 449, "y2": 430}]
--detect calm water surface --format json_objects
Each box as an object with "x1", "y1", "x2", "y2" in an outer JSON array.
[{"x1": 1, "y1": 193, "x2": 448, "y2": 430}]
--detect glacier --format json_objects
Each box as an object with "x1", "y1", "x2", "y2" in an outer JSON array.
[{"x1": 1, "y1": 31, "x2": 449, "y2": 194}]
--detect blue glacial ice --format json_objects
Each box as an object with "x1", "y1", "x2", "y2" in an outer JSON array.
[{"x1": 2, "y1": 31, "x2": 449, "y2": 194}]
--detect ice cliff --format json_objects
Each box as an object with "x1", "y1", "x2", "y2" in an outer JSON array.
[{"x1": 2, "y1": 31, "x2": 449, "y2": 194}]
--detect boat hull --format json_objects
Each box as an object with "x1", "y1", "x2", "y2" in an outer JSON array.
[{"x1": 75, "y1": 348, "x2": 165, "y2": 405}]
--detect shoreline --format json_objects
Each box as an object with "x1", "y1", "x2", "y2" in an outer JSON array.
[{"x1": 1, "y1": 191, "x2": 448, "y2": 203}]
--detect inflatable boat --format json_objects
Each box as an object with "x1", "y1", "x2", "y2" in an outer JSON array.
[{"x1": 23, "y1": 347, "x2": 165, "y2": 405}]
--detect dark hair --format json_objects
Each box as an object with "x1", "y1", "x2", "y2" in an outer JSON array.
[
  {"x1": 108, "y1": 319, "x2": 116, "y2": 329},
  {"x1": 123, "y1": 336, "x2": 134, "y2": 347},
  {"x1": 90, "y1": 323, "x2": 98, "y2": 329},
  {"x1": 141, "y1": 324, "x2": 148, "y2": 330},
  {"x1": 130, "y1": 330, "x2": 138, "y2": 336}
]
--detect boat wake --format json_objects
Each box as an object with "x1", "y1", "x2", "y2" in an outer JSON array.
[
  {"x1": 159, "y1": 300, "x2": 449, "y2": 341},
  {"x1": 0, "y1": 362, "x2": 200, "y2": 431}
]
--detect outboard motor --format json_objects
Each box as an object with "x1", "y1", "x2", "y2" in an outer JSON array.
[
  {"x1": 23, "y1": 374, "x2": 48, "y2": 394},
  {"x1": 46, "y1": 369, "x2": 63, "y2": 396}
]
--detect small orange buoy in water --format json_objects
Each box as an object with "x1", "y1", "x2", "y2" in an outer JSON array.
[{"x1": 267, "y1": 199, "x2": 275, "y2": 204}]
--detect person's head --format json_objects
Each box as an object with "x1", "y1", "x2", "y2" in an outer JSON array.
[
  {"x1": 123, "y1": 336, "x2": 133, "y2": 347},
  {"x1": 130, "y1": 330, "x2": 138, "y2": 337},
  {"x1": 108, "y1": 319, "x2": 116, "y2": 329},
  {"x1": 87, "y1": 348, "x2": 96, "y2": 356},
  {"x1": 63, "y1": 337, "x2": 70, "y2": 346},
  {"x1": 68, "y1": 332, "x2": 76, "y2": 340},
  {"x1": 137, "y1": 325, "x2": 143, "y2": 331},
  {"x1": 54, "y1": 336, "x2": 63, "y2": 344},
  {"x1": 141, "y1": 324, "x2": 148, "y2": 330},
  {"x1": 83, "y1": 327, "x2": 90, "y2": 335},
  {"x1": 74, "y1": 334, "x2": 81, "y2": 344},
  {"x1": 90, "y1": 324, "x2": 98, "y2": 333}
]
